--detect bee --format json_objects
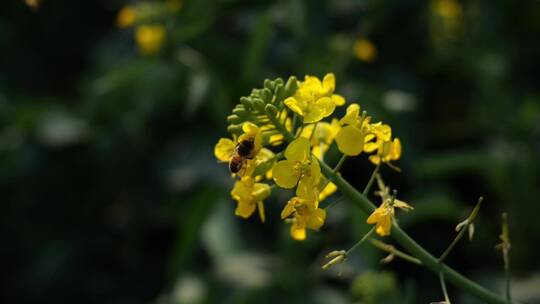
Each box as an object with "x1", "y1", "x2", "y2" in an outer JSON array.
[{"x1": 229, "y1": 139, "x2": 255, "y2": 174}]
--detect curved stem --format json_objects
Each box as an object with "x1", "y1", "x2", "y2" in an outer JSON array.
[
  {"x1": 439, "y1": 272, "x2": 452, "y2": 304},
  {"x1": 369, "y1": 238, "x2": 422, "y2": 265},
  {"x1": 319, "y1": 160, "x2": 516, "y2": 304},
  {"x1": 267, "y1": 114, "x2": 514, "y2": 303}
]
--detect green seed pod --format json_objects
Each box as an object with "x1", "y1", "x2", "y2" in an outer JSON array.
[
  {"x1": 285, "y1": 76, "x2": 299, "y2": 97},
  {"x1": 265, "y1": 104, "x2": 278, "y2": 118}
]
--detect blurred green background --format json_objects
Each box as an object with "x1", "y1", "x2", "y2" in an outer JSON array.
[{"x1": 1, "y1": 0, "x2": 540, "y2": 303}]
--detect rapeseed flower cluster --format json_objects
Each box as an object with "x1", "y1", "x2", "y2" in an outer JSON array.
[{"x1": 215, "y1": 74, "x2": 409, "y2": 240}]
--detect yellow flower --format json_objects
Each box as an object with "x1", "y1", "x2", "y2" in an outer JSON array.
[
  {"x1": 368, "y1": 138, "x2": 402, "y2": 165},
  {"x1": 272, "y1": 137, "x2": 321, "y2": 200},
  {"x1": 318, "y1": 179, "x2": 337, "y2": 202},
  {"x1": 117, "y1": 6, "x2": 137, "y2": 28},
  {"x1": 135, "y1": 25, "x2": 166, "y2": 55},
  {"x1": 366, "y1": 176, "x2": 412, "y2": 236},
  {"x1": 353, "y1": 39, "x2": 377, "y2": 62},
  {"x1": 301, "y1": 119, "x2": 341, "y2": 159},
  {"x1": 335, "y1": 104, "x2": 372, "y2": 156},
  {"x1": 281, "y1": 196, "x2": 326, "y2": 240},
  {"x1": 231, "y1": 177, "x2": 271, "y2": 222},
  {"x1": 284, "y1": 73, "x2": 345, "y2": 123}
]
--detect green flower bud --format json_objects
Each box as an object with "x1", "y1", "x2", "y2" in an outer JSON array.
[
  {"x1": 227, "y1": 114, "x2": 241, "y2": 124},
  {"x1": 264, "y1": 104, "x2": 278, "y2": 117},
  {"x1": 261, "y1": 88, "x2": 272, "y2": 103},
  {"x1": 227, "y1": 124, "x2": 243, "y2": 135},
  {"x1": 264, "y1": 79, "x2": 275, "y2": 91},
  {"x1": 240, "y1": 96, "x2": 253, "y2": 110},
  {"x1": 285, "y1": 76, "x2": 299, "y2": 97},
  {"x1": 232, "y1": 105, "x2": 247, "y2": 117},
  {"x1": 252, "y1": 98, "x2": 266, "y2": 112},
  {"x1": 274, "y1": 77, "x2": 284, "y2": 87},
  {"x1": 274, "y1": 84, "x2": 285, "y2": 103}
]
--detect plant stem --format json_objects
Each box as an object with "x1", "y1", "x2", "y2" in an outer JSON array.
[
  {"x1": 439, "y1": 272, "x2": 452, "y2": 304},
  {"x1": 439, "y1": 220, "x2": 469, "y2": 263},
  {"x1": 346, "y1": 227, "x2": 375, "y2": 256},
  {"x1": 362, "y1": 163, "x2": 381, "y2": 195},
  {"x1": 269, "y1": 114, "x2": 516, "y2": 304},
  {"x1": 333, "y1": 154, "x2": 348, "y2": 173},
  {"x1": 439, "y1": 197, "x2": 482, "y2": 263},
  {"x1": 318, "y1": 160, "x2": 516, "y2": 304},
  {"x1": 369, "y1": 238, "x2": 422, "y2": 265}
]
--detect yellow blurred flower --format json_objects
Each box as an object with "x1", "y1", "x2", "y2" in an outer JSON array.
[
  {"x1": 353, "y1": 39, "x2": 377, "y2": 62},
  {"x1": 231, "y1": 177, "x2": 271, "y2": 222},
  {"x1": 135, "y1": 25, "x2": 166, "y2": 55},
  {"x1": 284, "y1": 73, "x2": 345, "y2": 123},
  {"x1": 281, "y1": 196, "x2": 326, "y2": 241},
  {"x1": 272, "y1": 137, "x2": 321, "y2": 200},
  {"x1": 117, "y1": 6, "x2": 137, "y2": 28},
  {"x1": 433, "y1": 0, "x2": 462, "y2": 19}
]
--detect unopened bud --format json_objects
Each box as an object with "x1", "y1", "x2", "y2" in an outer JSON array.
[
  {"x1": 227, "y1": 114, "x2": 241, "y2": 124},
  {"x1": 261, "y1": 88, "x2": 272, "y2": 103},
  {"x1": 265, "y1": 104, "x2": 278, "y2": 117},
  {"x1": 252, "y1": 98, "x2": 265, "y2": 112},
  {"x1": 240, "y1": 96, "x2": 253, "y2": 110},
  {"x1": 285, "y1": 76, "x2": 299, "y2": 96},
  {"x1": 322, "y1": 251, "x2": 347, "y2": 270},
  {"x1": 274, "y1": 85, "x2": 285, "y2": 103}
]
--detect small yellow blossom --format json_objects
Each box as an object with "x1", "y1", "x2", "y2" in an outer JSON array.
[
  {"x1": 117, "y1": 6, "x2": 137, "y2": 28},
  {"x1": 353, "y1": 39, "x2": 377, "y2": 62},
  {"x1": 366, "y1": 176, "x2": 412, "y2": 236},
  {"x1": 301, "y1": 119, "x2": 341, "y2": 159},
  {"x1": 135, "y1": 25, "x2": 166, "y2": 55},
  {"x1": 272, "y1": 137, "x2": 321, "y2": 200},
  {"x1": 335, "y1": 103, "x2": 372, "y2": 156},
  {"x1": 281, "y1": 196, "x2": 326, "y2": 240},
  {"x1": 238, "y1": 122, "x2": 263, "y2": 153},
  {"x1": 368, "y1": 137, "x2": 402, "y2": 165},
  {"x1": 284, "y1": 74, "x2": 345, "y2": 123},
  {"x1": 231, "y1": 177, "x2": 271, "y2": 222}
]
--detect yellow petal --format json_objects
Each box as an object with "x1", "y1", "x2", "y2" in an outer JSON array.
[
  {"x1": 331, "y1": 94, "x2": 346, "y2": 106},
  {"x1": 340, "y1": 103, "x2": 360, "y2": 126},
  {"x1": 214, "y1": 138, "x2": 235, "y2": 162},
  {"x1": 335, "y1": 125, "x2": 364, "y2": 156},
  {"x1": 369, "y1": 154, "x2": 381, "y2": 165},
  {"x1": 306, "y1": 208, "x2": 326, "y2": 230},
  {"x1": 322, "y1": 73, "x2": 335, "y2": 94},
  {"x1": 257, "y1": 201, "x2": 265, "y2": 223},
  {"x1": 284, "y1": 137, "x2": 311, "y2": 162},
  {"x1": 242, "y1": 121, "x2": 260, "y2": 135},
  {"x1": 272, "y1": 160, "x2": 299, "y2": 188},
  {"x1": 375, "y1": 214, "x2": 392, "y2": 236},
  {"x1": 281, "y1": 199, "x2": 297, "y2": 219},
  {"x1": 135, "y1": 25, "x2": 166, "y2": 56},
  {"x1": 235, "y1": 200, "x2": 256, "y2": 219},
  {"x1": 296, "y1": 175, "x2": 317, "y2": 201},
  {"x1": 366, "y1": 207, "x2": 383, "y2": 224},
  {"x1": 394, "y1": 199, "x2": 413, "y2": 211},
  {"x1": 291, "y1": 222, "x2": 306, "y2": 241},
  {"x1": 284, "y1": 97, "x2": 305, "y2": 117},
  {"x1": 304, "y1": 97, "x2": 335, "y2": 123},
  {"x1": 390, "y1": 138, "x2": 402, "y2": 160},
  {"x1": 230, "y1": 179, "x2": 251, "y2": 201},
  {"x1": 319, "y1": 181, "x2": 337, "y2": 202}
]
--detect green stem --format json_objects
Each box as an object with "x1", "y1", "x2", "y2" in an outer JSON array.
[
  {"x1": 440, "y1": 272, "x2": 452, "y2": 304},
  {"x1": 346, "y1": 227, "x2": 375, "y2": 256},
  {"x1": 362, "y1": 163, "x2": 381, "y2": 195},
  {"x1": 369, "y1": 238, "x2": 422, "y2": 265},
  {"x1": 333, "y1": 154, "x2": 348, "y2": 173},
  {"x1": 439, "y1": 220, "x2": 469, "y2": 263},
  {"x1": 318, "y1": 160, "x2": 516, "y2": 304}
]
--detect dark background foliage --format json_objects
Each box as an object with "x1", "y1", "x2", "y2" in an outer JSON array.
[{"x1": 1, "y1": 0, "x2": 539, "y2": 303}]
